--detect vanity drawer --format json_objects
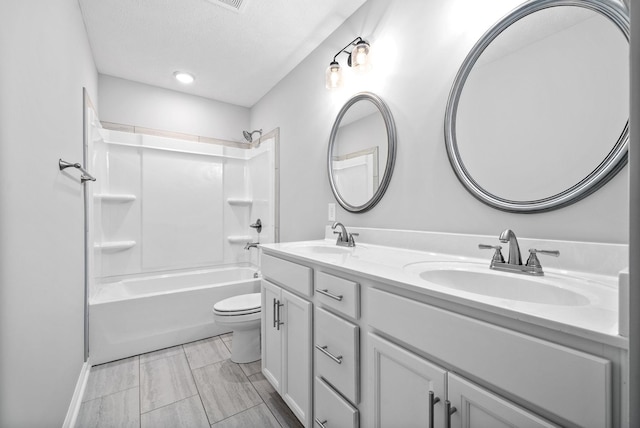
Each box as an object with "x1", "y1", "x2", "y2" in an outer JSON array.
[
  {"x1": 315, "y1": 307, "x2": 359, "y2": 404},
  {"x1": 315, "y1": 271, "x2": 360, "y2": 319},
  {"x1": 261, "y1": 253, "x2": 312, "y2": 297},
  {"x1": 314, "y1": 377, "x2": 359, "y2": 428},
  {"x1": 368, "y1": 288, "x2": 611, "y2": 428}
]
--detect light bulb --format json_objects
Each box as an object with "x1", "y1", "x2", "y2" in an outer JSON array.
[
  {"x1": 350, "y1": 41, "x2": 371, "y2": 71},
  {"x1": 325, "y1": 62, "x2": 342, "y2": 89},
  {"x1": 173, "y1": 71, "x2": 195, "y2": 84}
]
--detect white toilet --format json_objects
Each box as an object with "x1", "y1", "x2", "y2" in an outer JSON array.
[{"x1": 213, "y1": 293, "x2": 261, "y2": 363}]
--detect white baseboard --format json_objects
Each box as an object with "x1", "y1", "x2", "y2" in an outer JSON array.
[{"x1": 62, "y1": 359, "x2": 92, "y2": 428}]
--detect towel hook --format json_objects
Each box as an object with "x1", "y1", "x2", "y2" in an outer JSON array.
[{"x1": 58, "y1": 159, "x2": 96, "y2": 182}]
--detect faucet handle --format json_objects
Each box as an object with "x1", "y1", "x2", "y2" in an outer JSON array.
[
  {"x1": 526, "y1": 248, "x2": 559, "y2": 268},
  {"x1": 249, "y1": 218, "x2": 262, "y2": 233},
  {"x1": 347, "y1": 233, "x2": 358, "y2": 247},
  {"x1": 478, "y1": 244, "x2": 505, "y2": 263}
]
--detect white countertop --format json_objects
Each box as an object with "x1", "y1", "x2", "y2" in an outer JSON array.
[{"x1": 261, "y1": 238, "x2": 626, "y2": 349}]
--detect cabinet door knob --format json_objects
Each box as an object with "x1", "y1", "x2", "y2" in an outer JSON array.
[
  {"x1": 445, "y1": 399, "x2": 457, "y2": 428},
  {"x1": 316, "y1": 288, "x2": 343, "y2": 301},
  {"x1": 429, "y1": 391, "x2": 441, "y2": 428},
  {"x1": 314, "y1": 418, "x2": 328, "y2": 428},
  {"x1": 315, "y1": 344, "x2": 343, "y2": 364}
]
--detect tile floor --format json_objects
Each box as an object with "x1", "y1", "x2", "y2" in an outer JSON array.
[{"x1": 77, "y1": 333, "x2": 304, "y2": 428}]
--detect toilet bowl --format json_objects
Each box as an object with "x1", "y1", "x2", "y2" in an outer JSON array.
[{"x1": 213, "y1": 293, "x2": 261, "y2": 363}]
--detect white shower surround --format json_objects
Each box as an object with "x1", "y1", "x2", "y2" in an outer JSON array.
[{"x1": 88, "y1": 127, "x2": 276, "y2": 364}]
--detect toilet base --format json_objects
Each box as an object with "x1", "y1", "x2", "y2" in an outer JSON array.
[{"x1": 229, "y1": 322, "x2": 261, "y2": 363}]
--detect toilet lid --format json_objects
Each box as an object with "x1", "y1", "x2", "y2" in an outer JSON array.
[{"x1": 214, "y1": 293, "x2": 261, "y2": 313}]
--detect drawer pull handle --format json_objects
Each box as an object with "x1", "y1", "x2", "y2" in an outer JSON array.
[
  {"x1": 276, "y1": 300, "x2": 284, "y2": 331},
  {"x1": 316, "y1": 288, "x2": 343, "y2": 301},
  {"x1": 315, "y1": 344, "x2": 343, "y2": 364},
  {"x1": 272, "y1": 298, "x2": 277, "y2": 328},
  {"x1": 444, "y1": 399, "x2": 457, "y2": 428},
  {"x1": 429, "y1": 391, "x2": 441, "y2": 428},
  {"x1": 314, "y1": 418, "x2": 328, "y2": 428}
]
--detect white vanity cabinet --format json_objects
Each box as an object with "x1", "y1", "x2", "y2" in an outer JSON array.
[
  {"x1": 368, "y1": 333, "x2": 558, "y2": 428},
  {"x1": 368, "y1": 287, "x2": 611, "y2": 428},
  {"x1": 260, "y1": 243, "x2": 622, "y2": 428},
  {"x1": 261, "y1": 254, "x2": 313, "y2": 427}
]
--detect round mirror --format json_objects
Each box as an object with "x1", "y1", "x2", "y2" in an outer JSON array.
[
  {"x1": 328, "y1": 92, "x2": 397, "y2": 212},
  {"x1": 445, "y1": 0, "x2": 629, "y2": 212}
]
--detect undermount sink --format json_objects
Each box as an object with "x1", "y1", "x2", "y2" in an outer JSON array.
[
  {"x1": 285, "y1": 242, "x2": 355, "y2": 256},
  {"x1": 405, "y1": 262, "x2": 591, "y2": 306},
  {"x1": 297, "y1": 245, "x2": 353, "y2": 255}
]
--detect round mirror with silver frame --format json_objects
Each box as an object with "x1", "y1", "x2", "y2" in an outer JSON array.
[
  {"x1": 444, "y1": 0, "x2": 629, "y2": 213},
  {"x1": 328, "y1": 92, "x2": 397, "y2": 213}
]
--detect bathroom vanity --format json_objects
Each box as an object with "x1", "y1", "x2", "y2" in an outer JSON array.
[{"x1": 260, "y1": 227, "x2": 628, "y2": 428}]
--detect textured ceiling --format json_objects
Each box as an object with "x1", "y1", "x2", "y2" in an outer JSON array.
[{"x1": 78, "y1": 0, "x2": 368, "y2": 107}]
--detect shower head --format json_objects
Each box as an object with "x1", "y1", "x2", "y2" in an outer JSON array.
[{"x1": 242, "y1": 129, "x2": 262, "y2": 143}]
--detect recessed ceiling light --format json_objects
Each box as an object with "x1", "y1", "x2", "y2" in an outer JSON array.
[{"x1": 174, "y1": 71, "x2": 195, "y2": 84}]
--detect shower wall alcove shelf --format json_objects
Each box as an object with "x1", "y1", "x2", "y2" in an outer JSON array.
[
  {"x1": 94, "y1": 240, "x2": 137, "y2": 252},
  {"x1": 94, "y1": 192, "x2": 137, "y2": 252},
  {"x1": 95, "y1": 193, "x2": 137, "y2": 203},
  {"x1": 227, "y1": 235, "x2": 253, "y2": 244},
  {"x1": 227, "y1": 198, "x2": 255, "y2": 245},
  {"x1": 227, "y1": 197, "x2": 253, "y2": 206}
]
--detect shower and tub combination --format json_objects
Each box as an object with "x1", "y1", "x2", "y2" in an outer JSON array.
[{"x1": 86, "y1": 122, "x2": 278, "y2": 365}]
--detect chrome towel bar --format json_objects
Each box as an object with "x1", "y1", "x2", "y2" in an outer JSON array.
[{"x1": 59, "y1": 159, "x2": 96, "y2": 182}]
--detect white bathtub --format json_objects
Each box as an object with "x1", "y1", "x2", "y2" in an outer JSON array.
[{"x1": 89, "y1": 266, "x2": 260, "y2": 365}]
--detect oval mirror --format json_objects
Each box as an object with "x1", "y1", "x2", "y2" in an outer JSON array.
[
  {"x1": 328, "y1": 92, "x2": 397, "y2": 212},
  {"x1": 444, "y1": 0, "x2": 629, "y2": 212}
]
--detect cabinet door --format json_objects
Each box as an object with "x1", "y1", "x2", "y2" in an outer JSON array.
[
  {"x1": 368, "y1": 333, "x2": 447, "y2": 428},
  {"x1": 447, "y1": 373, "x2": 558, "y2": 428},
  {"x1": 281, "y1": 289, "x2": 312, "y2": 427},
  {"x1": 261, "y1": 280, "x2": 282, "y2": 391}
]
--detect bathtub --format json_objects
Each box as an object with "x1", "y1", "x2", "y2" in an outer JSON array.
[{"x1": 89, "y1": 265, "x2": 260, "y2": 365}]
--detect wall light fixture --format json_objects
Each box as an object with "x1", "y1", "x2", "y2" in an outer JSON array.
[{"x1": 325, "y1": 36, "x2": 371, "y2": 89}]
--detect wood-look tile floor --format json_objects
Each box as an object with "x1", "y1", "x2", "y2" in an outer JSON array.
[{"x1": 77, "y1": 333, "x2": 304, "y2": 428}]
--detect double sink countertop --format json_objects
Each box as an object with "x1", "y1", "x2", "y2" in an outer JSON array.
[{"x1": 261, "y1": 234, "x2": 626, "y2": 349}]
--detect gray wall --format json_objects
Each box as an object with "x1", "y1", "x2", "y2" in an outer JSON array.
[
  {"x1": 251, "y1": 0, "x2": 629, "y2": 244},
  {"x1": 0, "y1": 0, "x2": 98, "y2": 426},
  {"x1": 99, "y1": 75, "x2": 250, "y2": 141}
]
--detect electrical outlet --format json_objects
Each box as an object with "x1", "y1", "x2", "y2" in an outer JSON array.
[{"x1": 328, "y1": 203, "x2": 336, "y2": 222}]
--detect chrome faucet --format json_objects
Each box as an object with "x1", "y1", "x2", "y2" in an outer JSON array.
[
  {"x1": 244, "y1": 242, "x2": 259, "y2": 250},
  {"x1": 331, "y1": 222, "x2": 358, "y2": 247},
  {"x1": 499, "y1": 229, "x2": 522, "y2": 266},
  {"x1": 479, "y1": 229, "x2": 559, "y2": 276}
]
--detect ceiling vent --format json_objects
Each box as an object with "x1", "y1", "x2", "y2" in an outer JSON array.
[{"x1": 207, "y1": 0, "x2": 248, "y2": 13}]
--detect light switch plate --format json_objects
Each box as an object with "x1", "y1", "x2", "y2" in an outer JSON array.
[{"x1": 328, "y1": 203, "x2": 336, "y2": 221}]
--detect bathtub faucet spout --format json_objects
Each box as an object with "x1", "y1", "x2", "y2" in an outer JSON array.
[{"x1": 244, "y1": 242, "x2": 259, "y2": 250}]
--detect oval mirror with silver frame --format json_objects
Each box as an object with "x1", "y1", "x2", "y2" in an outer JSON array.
[
  {"x1": 328, "y1": 92, "x2": 397, "y2": 212},
  {"x1": 444, "y1": 0, "x2": 629, "y2": 213}
]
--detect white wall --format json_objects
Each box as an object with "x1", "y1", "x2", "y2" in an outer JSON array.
[
  {"x1": 99, "y1": 74, "x2": 250, "y2": 141},
  {"x1": 0, "y1": 0, "x2": 98, "y2": 426},
  {"x1": 251, "y1": 0, "x2": 629, "y2": 244}
]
